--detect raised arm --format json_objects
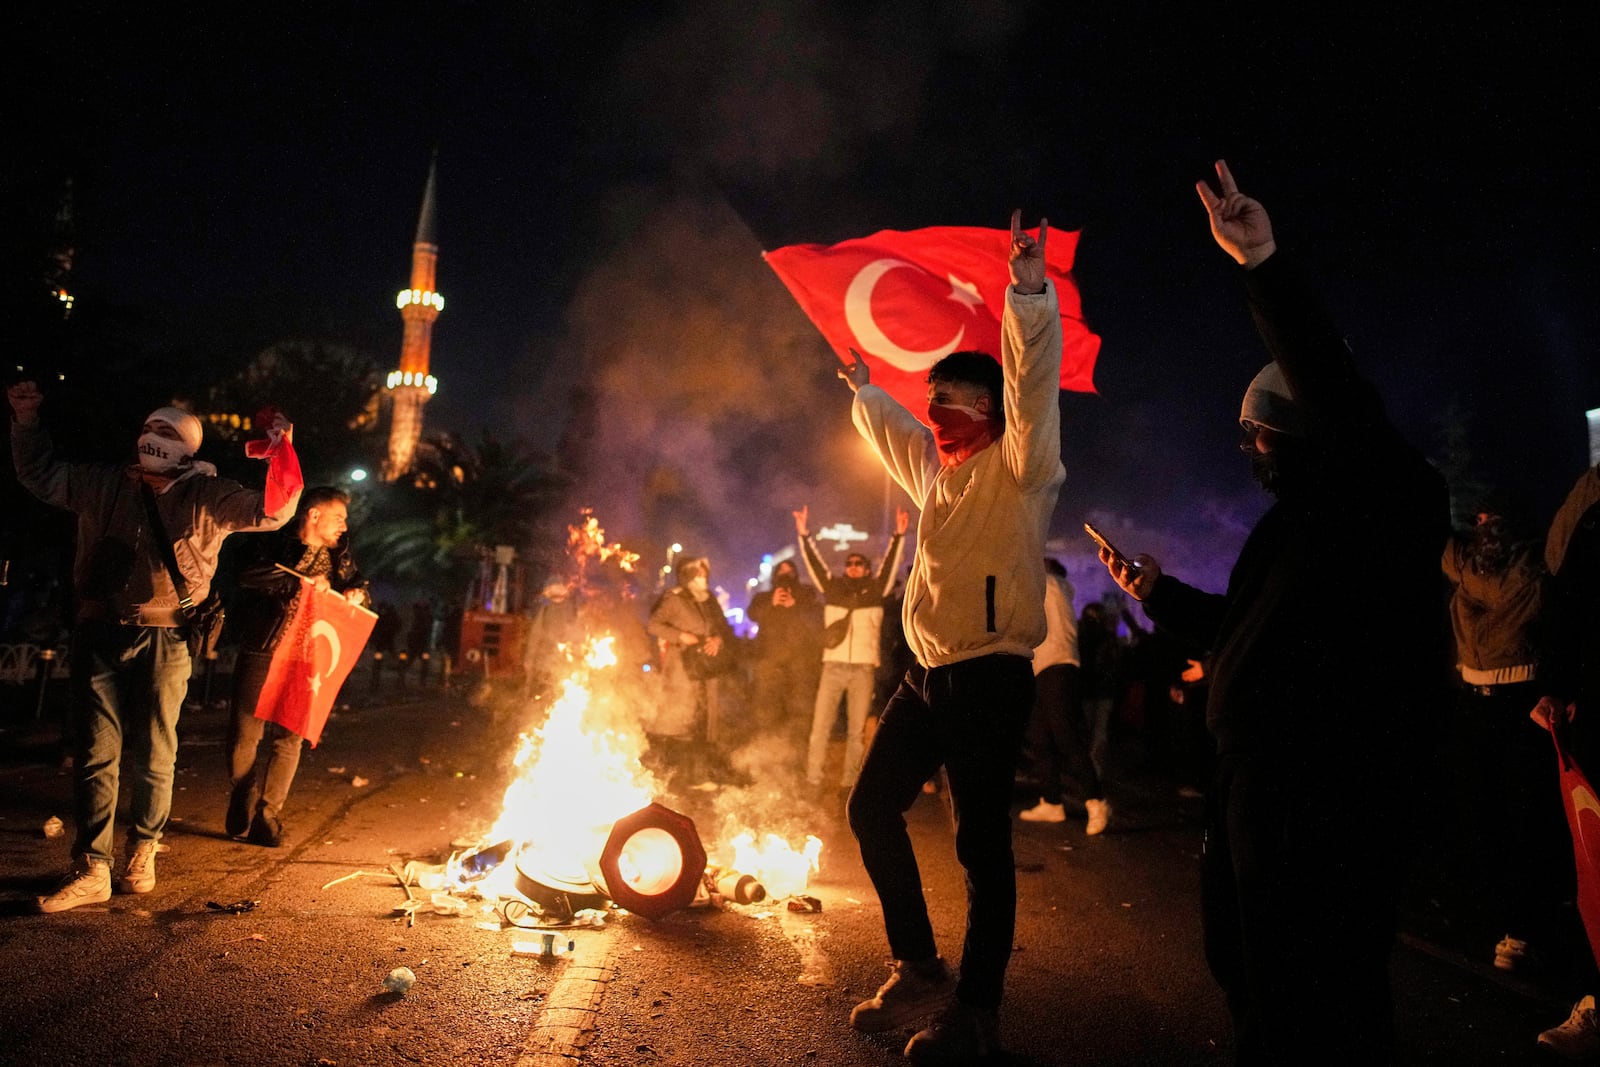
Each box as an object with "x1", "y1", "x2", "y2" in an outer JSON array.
[
  {"x1": 998, "y1": 210, "x2": 1065, "y2": 489},
  {"x1": 795, "y1": 506, "x2": 832, "y2": 588},
  {"x1": 874, "y1": 507, "x2": 909, "y2": 594},
  {"x1": 1197, "y1": 160, "x2": 1387, "y2": 448},
  {"x1": 8, "y1": 380, "x2": 103, "y2": 512}
]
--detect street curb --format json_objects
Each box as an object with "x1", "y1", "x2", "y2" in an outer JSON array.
[{"x1": 516, "y1": 954, "x2": 617, "y2": 1066}]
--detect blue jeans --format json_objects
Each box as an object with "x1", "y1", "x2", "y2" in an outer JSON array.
[
  {"x1": 70, "y1": 623, "x2": 192, "y2": 864},
  {"x1": 807, "y1": 661, "x2": 876, "y2": 786},
  {"x1": 847, "y1": 655, "x2": 1034, "y2": 1009}
]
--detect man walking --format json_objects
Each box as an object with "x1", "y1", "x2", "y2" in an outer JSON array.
[{"x1": 225, "y1": 486, "x2": 367, "y2": 847}]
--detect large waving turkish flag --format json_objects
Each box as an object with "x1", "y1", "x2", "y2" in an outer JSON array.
[
  {"x1": 256, "y1": 580, "x2": 377, "y2": 747},
  {"x1": 764, "y1": 225, "x2": 1099, "y2": 418}
]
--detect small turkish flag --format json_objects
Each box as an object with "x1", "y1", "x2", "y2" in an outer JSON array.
[
  {"x1": 256, "y1": 580, "x2": 377, "y2": 747},
  {"x1": 764, "y1": 225, "x2": 1099, "y2": 418}
]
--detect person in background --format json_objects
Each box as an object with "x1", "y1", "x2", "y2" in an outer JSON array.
[
  {"x1": 647, "y1": 556, "x2": 736, "y2": 783},
  {"x1": 745, "y1": 557, "x2": 823, "y2": 764},
  {"x1": 522, "y1": 580, "x2": 581, "y2": 700},
  {"x1": 9, "y1": 380, "x2": 301, "y2": 912},
  {"x1": 797, "y1": 505, "x2": 907, "y2": 797},
  {"x1": 1441, "y1": 492, "x2": 1567, "y2": 973},
  {"x1": 1018, "y1": 557, "x2": 1110, "y2": 834},
  {"x1": 224, "y1": 487, "x2": 367, "y2": 847}
]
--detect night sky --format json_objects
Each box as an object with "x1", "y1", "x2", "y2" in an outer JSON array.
[{"x1": 8, "y1": 3, "x2": 1595, "y2": 603}]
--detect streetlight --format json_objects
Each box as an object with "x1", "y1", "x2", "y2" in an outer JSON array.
[{"x1": 349, "y1": 467, "x2": 369, "y2": 483}]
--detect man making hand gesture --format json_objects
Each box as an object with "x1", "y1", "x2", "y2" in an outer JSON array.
[{"x1": 840, "y1": 210, "x2": 1065, "y2": 1064}]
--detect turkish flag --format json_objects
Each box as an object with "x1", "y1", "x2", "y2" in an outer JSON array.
[
  {"x1": 764, "y1": 225, "x2": 1100, "y2": 418},
  {"x1": 255, "y1": 580, "x2": 377, "y2": 747},
  {"x1": 244, "y1": 411, "x2": 305, "y2": 517},
  {"x1": 1550, "y1": 713, "x2": 1600, "y2": 967}
]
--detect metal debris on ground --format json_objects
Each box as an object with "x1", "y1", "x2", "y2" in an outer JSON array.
[
  {"x1": 351, "y1": 776, "x2": 369, "y2": 787},
  {"x1": 786, "y1": 895, "x2": 823, "y2": 913},
  {"x1": 205, "y1": 899, "x2": 260, "y2": 914}
]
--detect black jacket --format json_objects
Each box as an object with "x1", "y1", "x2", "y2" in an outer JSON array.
[
  {"x1": 226, "y1": 529, "x2": 366, "y2": 654},
  {"x1": 1142, "y1": 253, "x2": 1451, "y2": 765}
]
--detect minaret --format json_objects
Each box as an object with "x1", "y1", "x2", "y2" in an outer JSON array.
[{"x1": 382, "y1": 156, "x2": 444, "y2": 482}]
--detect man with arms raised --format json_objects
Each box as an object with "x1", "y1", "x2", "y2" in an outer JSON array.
[
  {"x1": 840, "y1": 211, "x2": 1065, "y2": 1063},
  {"x1": 9, "y1": 380, "x2": 301, "y2": 912}
]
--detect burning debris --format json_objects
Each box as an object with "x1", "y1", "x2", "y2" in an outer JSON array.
[{"x1": 368, "y1": 512, "x2": 828, "y2": 934}]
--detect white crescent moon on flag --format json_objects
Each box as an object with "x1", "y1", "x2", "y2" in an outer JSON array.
[
  {"x1": 1574, "y1": 784, "x2": 1600, "y2": 856},
  {"x1": 844, "y1": 258, "x2": 965, "y2": 372},
  {"x1": 312, "y1": 620, "x2": 342, "y2": 681}
]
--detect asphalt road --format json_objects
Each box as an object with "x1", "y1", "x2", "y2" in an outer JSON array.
[{"x1": 0, "y1": 680, "x2": 1583, "y2": 1066}]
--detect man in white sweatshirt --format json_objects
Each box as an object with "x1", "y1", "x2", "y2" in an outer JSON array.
[{"x1": 839, "y1": 211, "x2": 1065, "y2": 1064}]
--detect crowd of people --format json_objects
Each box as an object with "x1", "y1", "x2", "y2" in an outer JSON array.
[{"x1": 6, "y1": 159, "x2": 1600, "y2": 1066}]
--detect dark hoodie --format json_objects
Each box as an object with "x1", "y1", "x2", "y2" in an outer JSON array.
[{"x1": 1141, "y1": 252, "x2": 1452, "y2": 766}]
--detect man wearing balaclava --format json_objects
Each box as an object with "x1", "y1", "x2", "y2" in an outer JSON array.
[
  {"x1": 8, "y1": 380, "x2": 303, "y2": 913},
  {"x1": 837, "y1": 211, "x2": 1065, "y2": 1063},
  {"x1": 1097, "y1": 162, "x2": 1450, "y2": 1065}
]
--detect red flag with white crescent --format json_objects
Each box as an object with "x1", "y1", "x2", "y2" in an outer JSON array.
[
  {"x1": 255, "y1": 580, "x2": 377, "y2": 747},
  {"x1": 1551, "y1": 713, "x2": 1600, "y2": 967},
  {"x1": 763, "y1": 225, "x2": 1100, "y2": 419}
]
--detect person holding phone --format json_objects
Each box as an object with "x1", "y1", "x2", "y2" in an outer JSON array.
[{"x1": 1096, "y1": 162, "x2": 1450, "y2": 1064}]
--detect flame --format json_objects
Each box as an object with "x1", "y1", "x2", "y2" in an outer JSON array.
[
  {"x1": 567, "y1": 509, "x2": 640, "y2": 574},
  {"x1": 728, "y1": 832, "x2": 824, "y2": 900},
  {"x1": 472, "y1": 640, "x2": 653, "y2": 897},
  {"x1": 449, "y1": 512, "x2": 825, "y2": 909}
]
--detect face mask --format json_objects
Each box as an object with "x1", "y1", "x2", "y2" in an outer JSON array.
[
  {"x1": 137, "y1": 432, "x2": 193, "y2": 473},
  {"x1": 773, "y1": 572, "x2": 797, "y2": 589},
  {"x1": 927, "y1": 402, "x2": 996, "y2": 467}
]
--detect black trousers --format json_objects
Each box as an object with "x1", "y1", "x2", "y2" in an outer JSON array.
[
  {"x1": 847, "y1": 654, "x2": 1034, "y2": 1010},
  {"x1": 1025, "y1": 663, "x2": 1102, "y2": 802},
  {"x1": 1446, "y1": 680, "x2": 1572, "y2": 945},
  {"x1": 1203, "y1": 752, "x2": 1400, "y2": 1065}
]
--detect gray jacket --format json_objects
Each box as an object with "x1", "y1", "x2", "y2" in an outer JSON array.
[{"x1": 12, "y1": 419, "x2": 299, "y2": 627}]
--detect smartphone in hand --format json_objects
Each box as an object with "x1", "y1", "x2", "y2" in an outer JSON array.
[{"x1": 1084, "y1": 522, "x2": 1140, "y2": 571}]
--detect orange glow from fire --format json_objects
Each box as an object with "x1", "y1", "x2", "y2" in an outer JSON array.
[{"x1": 728, "y1": 832, "x2": 824, "y2": 899}]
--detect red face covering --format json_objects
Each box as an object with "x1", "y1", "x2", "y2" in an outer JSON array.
[{"x1": 927, "y1": 402, "x2": 997, "y2": 467}]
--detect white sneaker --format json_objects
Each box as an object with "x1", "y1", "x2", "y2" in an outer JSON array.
[
  {"x1": 1085, "y1": 798, "x2": 1112, "y2": 836},
  {"x1": 37, "y1": 860, "x2": 112, "y2": 913},
  {"x1": 117, "y1": 839, "x2": 158, "y2": 894},
  {"x1": 1494, "y1": 935, "x2": 1533, "y2": 972},
  {"x1": 1018, "y1": 800, "x2": 1066, "y2": 823},
  {"x1": 1540, "y1": 995, "x2": 1600, "y2": 1060}
]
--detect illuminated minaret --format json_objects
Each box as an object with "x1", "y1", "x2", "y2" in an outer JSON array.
[{"x1": 382, "y1": 156, "x2": 444, "y2": 482}]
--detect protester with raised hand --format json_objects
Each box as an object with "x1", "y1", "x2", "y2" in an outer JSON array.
[
  {"x1": 795, "y1": 503, "x2": 906, "y2": 797},
  {"x1": 839, "y1": 210, "x2": 1065, "y2": 1063},
  {"x1": 8, "y1": 379, "x2": 302, "y2": 912},
  {"x1": 1097, "y1": 161, "x2": 1450, "y2": 1064}
]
